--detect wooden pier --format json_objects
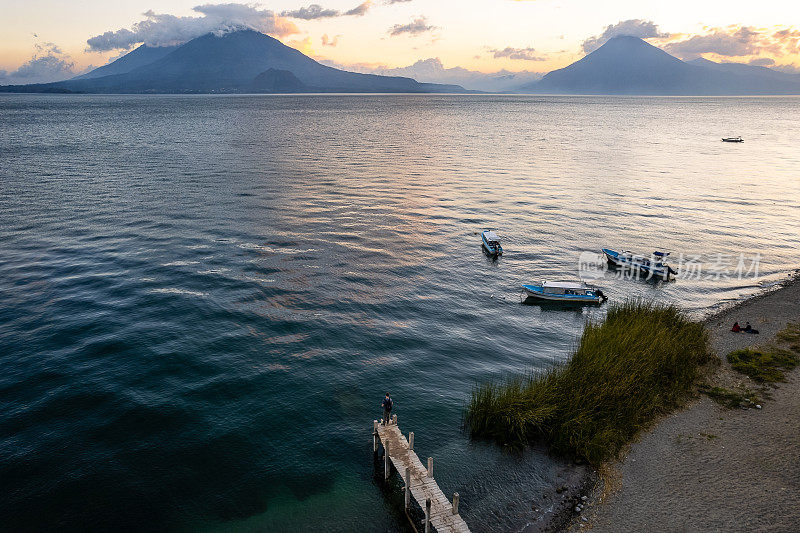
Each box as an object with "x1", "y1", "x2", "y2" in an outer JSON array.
[{"x1": 374, "y1": 416, "x2": 471, "y2": 533}]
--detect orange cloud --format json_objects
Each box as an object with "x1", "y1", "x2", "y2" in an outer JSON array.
[{"x1": 658, "y1": 25, "x2": 800, "y2": 61}]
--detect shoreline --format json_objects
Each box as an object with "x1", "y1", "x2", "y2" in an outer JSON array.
[
  {"x1": 701, "y1": 268, "x2": 800, "y2": 323},
  {"x1": 562, "y1": 271, "x2": 800, "y2": 531},
  {"x1": 521, "y1": 272, "x2": 800, "y2": 533}
]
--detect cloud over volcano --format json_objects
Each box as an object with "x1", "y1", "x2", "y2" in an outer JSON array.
[{"x1": 86, "y1": 3, "x2": 298, "y2": 52}]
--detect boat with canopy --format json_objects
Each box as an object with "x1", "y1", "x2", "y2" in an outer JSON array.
[
  {"x1": 481, "y1": 230, "x2": 503, "y2": 256},
  {"x1": 522, "y1": 280, "x2": 606, "y2": 304}
]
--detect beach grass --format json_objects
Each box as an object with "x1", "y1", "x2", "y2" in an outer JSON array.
[
  {"x1": 698, "y1": 383, "x2": 759, "y2": 409},
  {"x1": 727, "y1": 347, "x2": 798, "y2": 382},
  {"x1": 465, "y1": 301, "x2": 714, "y2": 465},
  {"x1": 726, "y1": 323, "x2": 800, "y2": 383}
]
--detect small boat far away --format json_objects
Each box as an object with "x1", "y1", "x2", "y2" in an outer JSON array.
[
  {"x1": 481, "y1": 230, "x2": 503, "y2": 256},
  {"x1": 722, "y1": 136, "x2": 744, "y2": 143},
  {"x1": 522, "y1": 280, "x2": 606, "y2": 304},
  {"x1": 602, "y1": 248, "x2": 678, "y2": 280}
]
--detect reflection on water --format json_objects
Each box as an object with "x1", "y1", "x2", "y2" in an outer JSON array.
[{"x1": 0, "y1": 94, "x2": 799, "y2": 532}]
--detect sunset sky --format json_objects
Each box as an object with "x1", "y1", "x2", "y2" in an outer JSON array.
[{"x1": 2, "y1": 0, "x2": 800, "y2": 82}]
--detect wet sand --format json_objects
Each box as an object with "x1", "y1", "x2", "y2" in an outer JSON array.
[{"x1": 574, "y1": 276, "x2": 800, "y2": 532}]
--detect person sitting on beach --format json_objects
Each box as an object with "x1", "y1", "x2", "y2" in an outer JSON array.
[
  {"x1": 744, "y1": 322, "x2": 759, "y2": 334},
  {"x1": 731, "y1": 322, "x2": 741, "y2": 332},
  {"x1": 382, "y1": 393, "x2": 393, "y2": 426}
]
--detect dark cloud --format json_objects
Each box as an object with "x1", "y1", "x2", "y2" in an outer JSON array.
[
  {"x1": 748, "y1": 57, "x2": 775, "y2": 67},
  {"x1": 86, "y1": 29, "x2": 138, "y2": 52},
  {"x1": 86, "y1": 3, "x2": 298, "y2": 52},
  {"x1": 281, "y1": 4, "x2": 339, "y2": 20},
  {"x1": 663, "y1": 27, "x2": 760, "y2": 59},
  {"x1": 582, "y1": 19, "x2": 669, "y2": 53},
  {"x1": 490, "y1": 46, "x2": 546, "y2": 61},
  {"x1": 282, "y1": 1, "x2": 372, "y2": 20},
  {"x1": 388, "y1": 16, "x2": 436, "y2": 37}
]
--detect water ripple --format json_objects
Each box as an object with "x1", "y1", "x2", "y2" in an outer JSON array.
[{"x1": 1, "y1": 94, "x2": 799, "y2": 532}]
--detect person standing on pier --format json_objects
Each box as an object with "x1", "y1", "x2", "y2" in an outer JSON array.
[{"x1": 382, "y1": 393, "x2": 393, "y2": 425}]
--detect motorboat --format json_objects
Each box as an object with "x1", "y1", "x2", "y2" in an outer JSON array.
[
  {"x1": 722, "y1": 136, "x2": 743, "y2": 143},
  {"x1": 481, "y1": 230, "x2": 503, "y2": 256},
  {"x1": 522, "y1": 281, "x2": 606, "y2": 304},
  {"x1": 602, "y1": 248, "x2": 677, "y2": 280}
]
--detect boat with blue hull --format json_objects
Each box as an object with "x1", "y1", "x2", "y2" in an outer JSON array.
[
  {"x1": 481, "y1": 230, "x2": 503, "y2": 256},
  {"x1": 602, "y1": 248, "x2": 677, "y2": 280},
  {"x1": 522, "y1": 281, "x2": 606, "y2": 304}
]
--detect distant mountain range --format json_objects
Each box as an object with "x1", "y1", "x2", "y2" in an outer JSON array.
[
  {"x1": 519, "y1": 36, "x2": 800, "y2": 95},
  {"x1": 3, "y1": 32, "x2": 800, "y2": 95},
  {"x1": 328, "y1": 58, "x2": 544, "y2": 93},
  {"x1": 0, "y1": 29, "x2": 465, "y2": 94}
]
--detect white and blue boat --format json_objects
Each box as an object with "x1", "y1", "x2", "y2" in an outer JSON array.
[
  {"x1": 522, "y1": 281, "x2": 606, "y2": 304},
  {"x1": 481, "y1": 230, "x2": 503, "y2": 256},
  {"x1": 602, "y1": 249, "x2": 677, "y2": 280}
]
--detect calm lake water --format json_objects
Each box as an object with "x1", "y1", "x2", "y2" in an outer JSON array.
[{"x1": 1, "y1": 94, "x2": 799, "y2": 532}]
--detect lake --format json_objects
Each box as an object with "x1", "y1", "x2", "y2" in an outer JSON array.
[{"x1": 1, "y1": 94, "x2": 798, "y2": 532}]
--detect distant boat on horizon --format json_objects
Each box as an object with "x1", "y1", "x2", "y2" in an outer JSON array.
[{"x1": 722, "y1": 136, "x2": 744, "y2": 143}]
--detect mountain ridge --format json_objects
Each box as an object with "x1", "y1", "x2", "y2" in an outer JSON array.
[
  {"x1": 72, "y1": 44, "x2": 180, "y2": 80},
  {"x1": 2, "y1": 30, "x2": 466, "y2": 94},
  {"x1": 687, "y1": 57, "x2": 800, "y2": 82},
  {"x1": 520, "y1": 36, "x2": 800, "y2": 95},
  {"x1": 4, "y1": 32, "x2": 800, "y2": 95}
]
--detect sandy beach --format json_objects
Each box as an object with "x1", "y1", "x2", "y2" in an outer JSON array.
[{"x1": 570, "y1": 275, "x2": 800, "y2": 532}]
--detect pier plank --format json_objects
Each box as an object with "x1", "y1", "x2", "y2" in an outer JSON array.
[{"x1": 375, "y1": 421, "x2": 471, "y2": 533}]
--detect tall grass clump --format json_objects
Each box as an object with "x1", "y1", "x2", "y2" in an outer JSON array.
[{"x1": 466, "y1": 301, "x2": 714, "y2": 465}]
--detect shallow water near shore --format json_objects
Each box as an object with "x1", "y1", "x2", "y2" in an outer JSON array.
[{"x1": 1, "y1": 94, "x2": 799, "y2": 532}]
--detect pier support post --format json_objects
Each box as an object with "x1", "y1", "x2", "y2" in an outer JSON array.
[
  {"x1": 384, "y1": 442, "x2": 390, "y2": 481},
  {"x1": 404, "y1": 467, "x2": 411, "y2": 509},
  {"x1": 427, "y1": 457, "x2": 433, "y2": 478},
  {"x1": 409, "y1": 432, "x2": 414, "y2": 451},
  {"x1": 452, "y1": 492, "x2": 459, "y2": 515},
  {"x1": 425, "y1": 498, "x2": 431, "y2": 533},
  {"x1": 373, "y1": 420, "x2": 378, "y2": 453}
]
